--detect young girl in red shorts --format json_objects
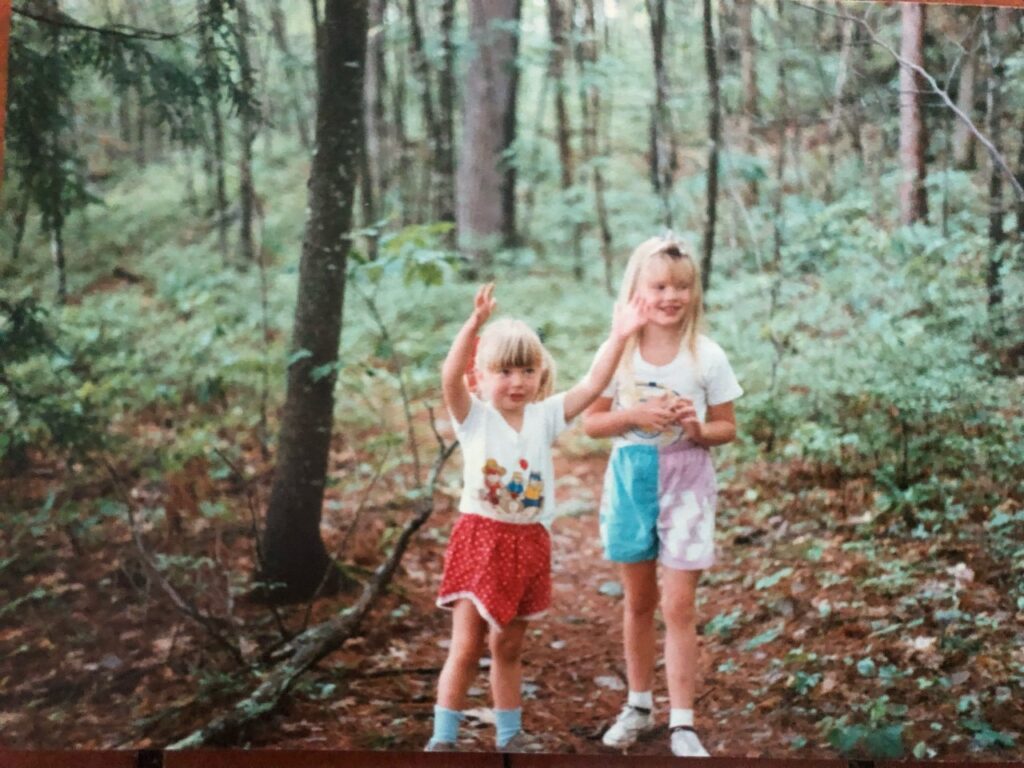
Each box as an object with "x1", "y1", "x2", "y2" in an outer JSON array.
[{"x1": 427, "y1": 283, "x2": 649, "y2": 752}]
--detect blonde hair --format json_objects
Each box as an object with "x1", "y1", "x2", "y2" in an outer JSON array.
[
  {"x1": 615, "y1": 236, "x2": 705, "y2": 396},
  {"x1": 475, "y1": 318, "x2": 556, "y2": 401}
]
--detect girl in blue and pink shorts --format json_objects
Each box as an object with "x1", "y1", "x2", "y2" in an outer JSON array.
[{"x1": 584, "y1": 236, "x2": 742, "y2": 758}]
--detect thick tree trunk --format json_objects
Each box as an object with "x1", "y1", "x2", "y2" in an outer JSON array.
[
  {"x1": 260, "y1": 0, "x2": 368, "y2": 603},
  {"x1": 237, "y1": 0, "x2": 257, "y2": 265},
  {"x1": 457, "y1": 0, "x2": 522, "y2": 268},
  {"x1": 898, "y1": 2, "x2": 928, "y2": 225},
  {"x1": 407, "y1": 0, "x2": 445, "y2": 224},
  {"x1": 701, "y1": 0, "x2": 721, "y2": 293}
]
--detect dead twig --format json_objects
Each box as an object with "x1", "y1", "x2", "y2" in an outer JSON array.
[{"x1": 102, "y1": 457, "x2": 247, "y2": 668}]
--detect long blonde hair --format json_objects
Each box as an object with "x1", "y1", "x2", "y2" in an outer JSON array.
[
  {"x1": 475, "y1": 318, "x2": 556, "y2": 401},
  {"x1": 615, "y1": 236, "x2": 705, "y2": 396}
]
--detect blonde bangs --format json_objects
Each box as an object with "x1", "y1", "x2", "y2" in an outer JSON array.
[{"x1": 476, "y1": 318, "x2": 555, "y2": 400}]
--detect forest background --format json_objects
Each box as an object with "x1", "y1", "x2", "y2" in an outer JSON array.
[{"x1": 1, "y1": 0, "x2": 1023, "y2": 759}]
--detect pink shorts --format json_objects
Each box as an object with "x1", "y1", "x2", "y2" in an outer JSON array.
[{"x1": 437, "y1": 513, "x2": 551, "y2": 628}]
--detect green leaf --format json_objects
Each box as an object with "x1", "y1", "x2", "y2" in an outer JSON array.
[
  {"x1": 287, "y1": 348, "x2": 312, "y2": 367},
  {"x1": 755, "y1": 567, "x2": 793, "y2": 590}
]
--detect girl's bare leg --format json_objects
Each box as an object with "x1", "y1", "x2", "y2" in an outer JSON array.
[
  {"x1": 437, "y1": 600, "x2": 489, "y2": 709},
  {"x1": 662, "y1": 568, "x2": 702, "y2": 709},
  {"x1": 620, "y1": 560, "x2": 659, "y2": 693},
  {"x1": 489, "y1": 618, "x2": 528, "y2": 710}
]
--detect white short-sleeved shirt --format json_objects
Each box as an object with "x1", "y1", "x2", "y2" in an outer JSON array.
[
  {"x1": 452, "y1": 392, "x2": 569, "y2": 526},
  {"x1": 595, "y1": 334, "x2": 743, "y2": 447}
]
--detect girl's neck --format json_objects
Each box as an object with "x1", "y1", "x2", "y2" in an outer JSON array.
[{"x1": 639, "y1": 323, "x2": 686, "y2": 365}]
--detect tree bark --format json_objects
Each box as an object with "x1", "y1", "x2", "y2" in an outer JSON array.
[
  {"x1": 982, "y1": 9, "x2": 1004, "y2": 312},
  {"x1": 198, "y1": 0, "x2": 230, "y2": 263},
  {"x1": 260, "y1": 0, "x2": 368, "y2": 603},
  {"x1": 236, "y1": 0, "x2": 257, "y2": 265},
  {"x1": 361, "y1": 0, "x2": 386, "y2": 243},
  {"x1": 268, "y1": 0, "x2": 312, "y2": 150},
  {"x1": 898, "y1": 2, "x2": 928, "y2": 225},
  {"x1": 646, "y1": 0, "x2": 672, "y2": 226},
  {"x1": 952, "y1": 41, "x2": 978, "y2": 170},
  {"x1": 546, "y1": 0, "x2": 580, "y2": 279},
  {"x1": 436, "y1": 0, "x2": 457, "y2": 242},
  {"x1": 457, "y1": 0, "x2": 522, "y2": 269},
  {"x1": 701, "y1": 0, "x2": 721, "y2": 293},
  {"x1": 738, "y1": 0, "x2": 758, "y2": 141}
]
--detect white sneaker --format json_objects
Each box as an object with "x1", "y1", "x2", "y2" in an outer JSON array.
[
  {"x1": 670, "y1": 726, "x2": 710, "y2": 757},
  {"x1": 602, "y1": 705, "x2": 656, "y2": 748}
]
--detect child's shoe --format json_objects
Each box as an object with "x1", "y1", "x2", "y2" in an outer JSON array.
[
  {"x1": 669, "y1": 725, "x2": 709, "y2": 757},
  {"x1": 498, "y1": 731, "x2": 545, "y2": 753},
  {"x1": 602, "y1": 705, "x2": 656, "y2": 748},
  {"x1": 424, "y1": 739, "x2": 458, "y2": 752}
]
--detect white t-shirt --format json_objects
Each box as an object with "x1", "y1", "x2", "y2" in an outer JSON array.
[
  {"x1": 595, "y1": 334, "x2": 743, "y2": 447},
  {"x1": 452, "y1": 392, "x2": 569, "y2": 526}
]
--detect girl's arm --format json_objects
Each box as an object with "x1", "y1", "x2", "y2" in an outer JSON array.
[
  {"x1": 582, "y1": 395, "x2": 678, "y2": 438},
  {"x1": 678, "y1": 400, "x2": 736, "y2": 446},
  {"x1": 563, "y1": 297, "x2": 650, "y2": 422},
  {"x1": 442, "y1": 283, "x2": 495, "y2": 424}
]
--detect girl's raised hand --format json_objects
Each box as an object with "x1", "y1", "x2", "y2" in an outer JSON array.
[
  {"x1": 471, "y1": 283, "x2": 497, "y2": 326},
  {"x1": 612, "y1": 294, "x2": 651, "y2": 340}
]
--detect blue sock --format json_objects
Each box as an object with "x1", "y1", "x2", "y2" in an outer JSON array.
[
  {"x1": 495, "y1": 707, "x2": 522, "y2": 747},
  {"x1": 431, "y1": 705, "x2": 463, "y2": 745}
]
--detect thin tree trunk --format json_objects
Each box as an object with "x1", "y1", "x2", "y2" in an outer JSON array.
[
  {"x1": 898, "y1": 2, "x2": 928, "y2": 225},
  {"x1": 701, "y1": 0, "x2": 721, "y2": 293},
  {"x1": 982, "y1": 10, "x2": 1004, "y2": 312},
  {"x1": 646, "y1": 0, "x2": 672, "y2": 226},
  {"x1": 11, "y1": 192, "x2": 29, "y2": 261},
  {"x1": 237, "y1": 0, "x2": 257, "y2": 265},
  {"x1": 952, "y1": 41, "x2": 978, "y2": 170},
  {"x1": 825, "y1": 14, "x2": 855, "y2": 200},
  {"x1": 361, "y1": 0, "x2": 385, "y2": 244},
  {"x1": 738, "y1": 0, "x2": 758, "y2": 143},
  {"x1": 199, "y1": 0, "x2": 230, "y2": 263},
  {"x1": 457, "y1": 0, "x2": 523, "y2": 269},
  {"x1": 575, "y1": 0, "x2": 612, "y2": 294},
  {"x1": 260, "y1": 0, "x2": 368, "y2": 603},
  {"x1": 269, "y1": 0, "x2": 312, "y2": 150},
  {"x1": 547, "y1": 0, "x2": 580, "y2": 279},
  {"x1": 437, "y1": 0, "x2": 457, "y2": 243},
  {"x1": 51, "y1": 221, "x2": 67, "y2": 305}
]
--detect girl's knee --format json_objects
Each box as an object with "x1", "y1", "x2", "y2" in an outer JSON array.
[
  {"x1": 489, "y1": 627, "x2": 525, "y2": 663},
  {"x1": 624, "y1": 592, "x2": 658, "y2": 620},
  {"x1": 661, "y1": 595, "x2": 697, "y2": 629}
]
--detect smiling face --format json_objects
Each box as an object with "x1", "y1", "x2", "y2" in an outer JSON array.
[
  {"x1": 477, "y1": 364, "x2": 543, "y2": 415},
  {"x1": 637, "y1": 257, "x2": 695, "y2": 329}
]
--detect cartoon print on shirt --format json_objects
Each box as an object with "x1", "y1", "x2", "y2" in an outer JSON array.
[
  {"x1": 619, "y1": 380, "x2": 685, "y2": 446},
  {"x1": 522, "y1": 471, "x2": 544, "y2": 510},
  {"x1": 480, "y1": 458, "x2": 507, "y2": 506}
]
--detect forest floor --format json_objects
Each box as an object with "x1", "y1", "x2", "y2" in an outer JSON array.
[{"x1": 1, "y1": 439, "x2": 1022, "y2": 759}]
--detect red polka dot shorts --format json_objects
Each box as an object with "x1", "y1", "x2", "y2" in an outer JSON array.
[{"x1": 437, "y1": 513, "x2": 551, "y2": 628}]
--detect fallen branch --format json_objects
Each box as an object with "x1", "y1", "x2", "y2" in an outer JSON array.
[{"x1": 167, "y1": 438, "x2": 457, "y2": 748}]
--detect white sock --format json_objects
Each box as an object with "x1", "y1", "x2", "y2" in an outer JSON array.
[
  {"x1": 628, "y1": 690, "x2": 653, "y2": 710},
  {"x1": 670, "y1": 708, "x2": 694, "y2": 729}
]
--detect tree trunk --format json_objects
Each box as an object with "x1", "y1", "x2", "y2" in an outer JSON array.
[
  {"x1": 952, "y1": 41, "x2": 978, "y2": 170},
  {"x1": 269, "y1": 0, "x2": 312, "y2": 150},
  {"x1": 738, "y1": 0, "x2": 758, "y2": 142},
  {"x1": 575, "y1": 0, "x2": 613, "y2": 294},
  {"x1": 457, "y1": 0, "x2": 522, "y2": 269},
  {"x1": 701, "y1": 0, "x2": 721, "y2": 293},
  {"x1": 982, "y1": 9, "x2": 1004, "y2": 312},
  {"x1": 199, "y1": 0, "x2": 230, "y2": 263},
  {"x1": 825, "y1": 14, "x2": 855, "y2": 200},
  {"x1": 361, "y1": 0, "x2": 386, "y2": 244},
  {"x1": 237, "y1": 0, "x2": 257, "y2": 265},
  {"x1": 260, "y1": 0, "x2": 368, "y2": 603},
  {"x1": 646, "y1": 0, "x2": 672, "y2": 226},
  {"x1": 436, "y1": 0, "x2": 457, "y2": 243},
  {"x1": 51, "y1": 220, "x2": 67, "y2": 305},
  {"x1": 898, "y1": 2, "x2": 928, "y2": 225}
]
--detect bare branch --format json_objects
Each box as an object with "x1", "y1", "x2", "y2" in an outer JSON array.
[
  {"x1": 14, "y1": 2, "x2": 199, "y2": 41},
  {"x1": 793, "y1": 0, "x2": 1024, "y2": 201}
]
